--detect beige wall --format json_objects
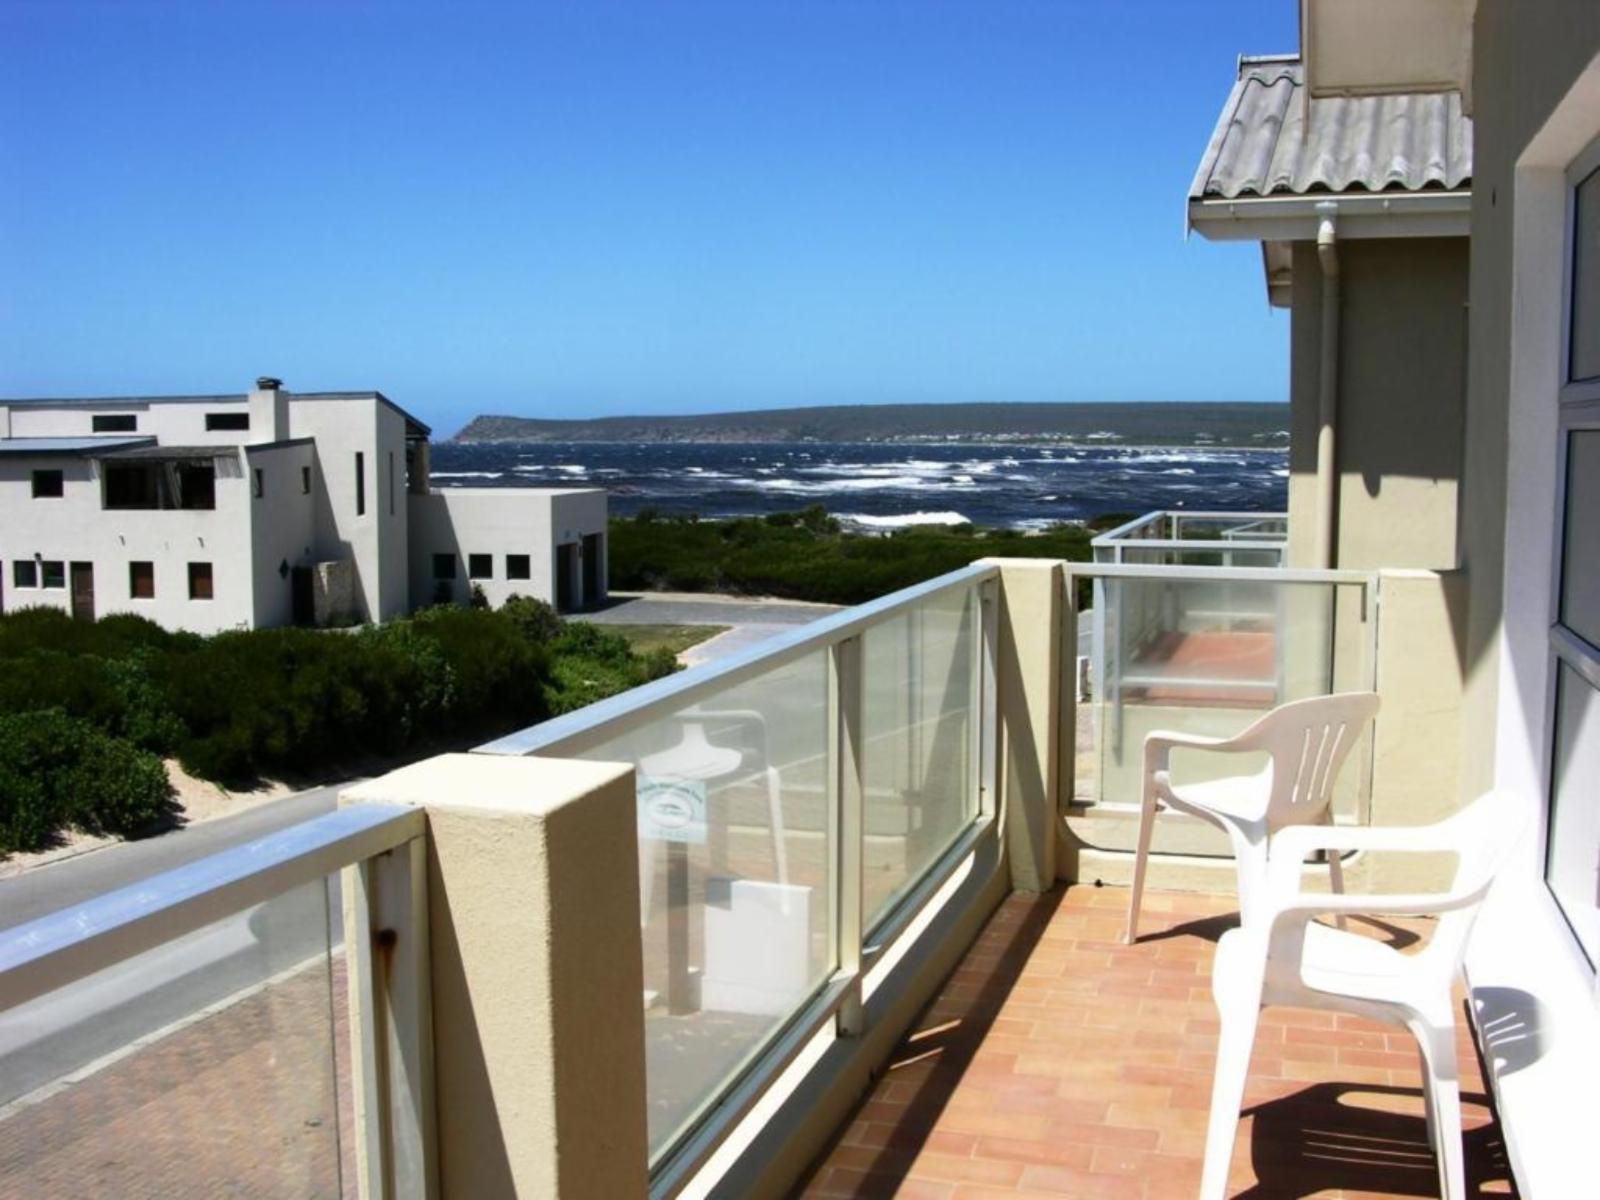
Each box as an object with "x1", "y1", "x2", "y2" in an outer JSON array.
[
  {"x1": 1459, "y1": 2, "x2": 1600, "y2": 803},
  {"x1": 1287, "y1": 237, "x2": 1469, "y2": 572}
]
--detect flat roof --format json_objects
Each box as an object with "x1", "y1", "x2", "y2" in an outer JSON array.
[
  {"x1": 0, "y1": 389, "x2": 432, "y2": 438},
  {"x1": 0, "y1": 436, "x2": 154, "y2": 457}
]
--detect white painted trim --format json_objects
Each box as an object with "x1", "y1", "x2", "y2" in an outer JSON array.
[{"x1": 1188, "y1": 190, "x2": 1471, "y2": 242}]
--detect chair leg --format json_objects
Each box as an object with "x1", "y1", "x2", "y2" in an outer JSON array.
[
  {"x1": 1200, "y1": 999, "x2": 1262, "y2": 1200},
  {"x1": 1124, "y1": 785, "x2": 1159, "y2": 944},
  {"x1": 1415, "y1": 1020, "x2": 1464, "y2": 1200},
  {"x1": 1327, "y1": 848, "x2": 1348, "y2": 931}
]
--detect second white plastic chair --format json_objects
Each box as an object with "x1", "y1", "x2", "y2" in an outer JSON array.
[
  {"x1": 1198, "y1": 788, "x2": 1529, "y2": 1200},
  {"x1": 1124, "y1": 691, "x2": 1380, "y2": 943}
]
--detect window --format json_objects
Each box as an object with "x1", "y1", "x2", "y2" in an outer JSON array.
[
  {"x1": 468, "y1": 553, "x2": 493, "y2": 579},
  {"x1": 13, "y1": 561, "x2": 37, "y2": 589},
  {"x1": 301, "y1": 465, "x2": 312, "y2": 495},
  {"x1": 1546, "y1": 140, "x2": 1600, "y2": 968},
  {"x1": 41, "y1": 561, "x2": 65, "y2": 589},
  {"x1": 506, "y1": 554, "x2": 531, "y2": 580},
  {"x1": 102, "y1": 461, "x2": 216, "y2": 510},
  {"x1": 253, "y1": 467, "x2": 264, "y2": 499},
  {"x1": 355, "y1": 452, "x2": 366, "y2": 516},
  {"x1": 188, "y1": 562, "x2": 213, "y2": 600},
  {"x1": 205, "y1": 412, "x2": 250, "y2": 432},
  {"x1": 31, "y1": 469, "x2": 64, "y2": 498},
  {"x1": 129, "y1": 561, "x2": 154, "y2": 599},
  {"x1": 432, "y1": 553, "x2": 457, "y2": 580},
  {"x1": 93, "y1": 414, "x2": 137, "y2": 433}
]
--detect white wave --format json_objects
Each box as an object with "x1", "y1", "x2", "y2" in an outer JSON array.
[
  {"x1": 1163, "y1": 468, "x2": 1197, "y2": 475},
  {"x1": 837, "y1": 511, "x2": 970, "y2": 529},
  {"x1": 1272, "y1": 468, "x2": 1290, "y2": 477},
  {"x1": 554, "y1": 464, "x2": 587, "y2": 474},
  {"x1": 753, "y1": 475, "x2": 932, "y2": 493},
  {"x1": 431, "y1": 471, "x2": 504, "y2": 479}
]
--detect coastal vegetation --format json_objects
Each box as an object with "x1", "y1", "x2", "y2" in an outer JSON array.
[
  {"x1": 608, "y1": 507, "x2": 1097, "y2": 605},
  {"x1": 0, "y1": 601, "x2": 676, "y2": 854}
]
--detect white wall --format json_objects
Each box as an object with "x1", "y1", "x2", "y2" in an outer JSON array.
[
  {"x1": 289, "y1": 397, "x2": 386, "y2": 622},
  {"x1": 0, "y1": 451, "x2": 256, "y2": 633},
  {"x1": 408, "y1": 487, "x2": 607, "y2": 611},
  {"x1": 244, "y1": 441, "x2": 318, "y2": 628},
  {"x1": 8, "y1": 398, "x2": 268, "y2": 447}
]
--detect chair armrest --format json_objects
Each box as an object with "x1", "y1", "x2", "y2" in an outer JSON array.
[{"x1": 1143, "y1": 729, "x2": 1252, "y2": 776}]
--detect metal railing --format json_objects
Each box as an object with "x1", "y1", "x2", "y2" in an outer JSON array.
[
  {"x1": 1067, "y1": 561, "x2": 1378, "y2": 819},
  {"x1": 0, "y1": 804, "x2": 433, "y2": 1200},
  {"x1": 1091, "y1": 509, "x2": 1290, "y2": 568},
  {"x1": 480, "y1": 562, "x2": 1001, "y2": 1192}
]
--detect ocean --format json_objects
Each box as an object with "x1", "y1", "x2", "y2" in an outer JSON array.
[{"x1": 428, "y1": 441, "x2": 1289, "y2": 530}]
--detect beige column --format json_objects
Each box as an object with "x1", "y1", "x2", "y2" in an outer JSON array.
[
  {"x1": 983, "y1": 558, "x2": 1063, "y2": 892},
  {"x1": 343, "y1": 753, "x2": 648, "y2": 1200}
]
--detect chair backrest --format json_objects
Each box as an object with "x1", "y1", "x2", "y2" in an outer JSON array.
[{"x1": 1238, "y1": 691, "x2": 1381, "y2": 831}]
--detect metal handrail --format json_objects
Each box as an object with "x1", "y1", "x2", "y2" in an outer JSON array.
[
  {"x1": 1091, "y1": 509, "x2": 1288, "y2": 547},
  {"x1": 476, "y1": 562, "x2": 1001, "y2": 758},
  {"x1": 0, "y1": 803, "x2": 422, "y2": 1011}
]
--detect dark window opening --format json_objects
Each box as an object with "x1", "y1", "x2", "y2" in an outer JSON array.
[
  {"x1": 41, "y1": 561, "x2": 65, "y2": 589},
  {"x1": 188, "y1": 562, "x2": 213, "y2": 600},
  {"x1": 468, "y1": 553, "x2": 493, "y2": 579},
  {"x1": 356, "y1": 452, "x2": 366, "y2": 516},
  {"x1": 432, "y1": 553, "x2": 457, "y2": 580},
  {"x1": 93, "y1": 414, "x2": 137, "y2": 433},
  {"x1": 506, "y1": 554, "x2": 531, "y2": 580},
  {"x1": 205, "y1": 412, "x2": 250, "y2": 432},
  {"x1": 253, "y1": 467, "x2": 264, "y2": 499},
  {"x1": 13, "y1": 561, "x2": 37, "y2": 588},
  {"x1": 301, "y1": 465, "x2": 312, "y2": 495},
  {"x1": 130, "y1": 561, "x2": 154, "y2": 599},
  {"x1": 102, "y1": 461, "x2": 216, "y2": 510},
  {"x1": 31, "y1": 469, "x2": 64, "y2": 498}
]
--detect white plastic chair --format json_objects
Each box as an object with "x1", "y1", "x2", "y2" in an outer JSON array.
[
  {"x1": 1124, "y1": 691, "x2": 1380, "y2": 944},
  {"x1": 1198, "y1": 788, "x2": 1530, "y2": 1200}
]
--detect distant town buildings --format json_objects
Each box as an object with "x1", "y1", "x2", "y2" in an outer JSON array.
[{"x1": 0, "y1": 378, "x2": 606, "y2": 632}]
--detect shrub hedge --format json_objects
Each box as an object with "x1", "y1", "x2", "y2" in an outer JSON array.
[
  {"x1": 0, "y1": 709, "x2": 172, "y2": 854},
  {"x1": 0, "y1": 594, "x2": 675, "y2": 846},
  {"x1": 609, "y1": 509, "x2": 1095, "y2": 604}
]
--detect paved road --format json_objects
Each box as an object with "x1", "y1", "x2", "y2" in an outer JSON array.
[
  {"x1": 579, "y1": 591, "x2": 844, "y2": 667},
  {"x1": 0, "y1": 784, "x2": 350, "y2": 1109},
  {"x1": 0, "y1": 783, "x2": 346, "y2": 934}
]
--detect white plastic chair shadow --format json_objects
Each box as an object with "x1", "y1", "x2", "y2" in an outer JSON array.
[
  {"x1": 1198, "y1": 788, "x2": 1530, "y2": 1200},
  {"x1": 1124, "y1": 691, "x2": 1380, "y2": 944}
]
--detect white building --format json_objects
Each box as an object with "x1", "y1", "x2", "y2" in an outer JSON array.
[{"x1": 0, "y1": 379, "x2": 606, "y2": 633}]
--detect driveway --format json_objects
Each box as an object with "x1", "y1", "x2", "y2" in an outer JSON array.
[{"x1": 579, "y1": 591, "x2": 844, "y2": 666}]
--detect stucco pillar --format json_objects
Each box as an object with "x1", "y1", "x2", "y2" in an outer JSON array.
[
  {"x1": 983, "y1": 558, "x2": 1062, "y2": 892},
  {"x1": 343, "y1": 753, "x2": 648, "y2": 1200}
]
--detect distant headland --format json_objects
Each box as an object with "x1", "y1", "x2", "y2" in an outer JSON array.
[{"x1": 450, "y1": 401, "x2": 1289, "y2": 447}]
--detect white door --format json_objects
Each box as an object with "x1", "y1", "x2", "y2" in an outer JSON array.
[{"x1": 1546, "y1": 136, "x2": 1600, "y2": 969}]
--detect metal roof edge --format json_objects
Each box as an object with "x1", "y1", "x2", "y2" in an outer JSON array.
[{"x1": 1188, "y1": 189, "x2": 1472, "y2": 242}]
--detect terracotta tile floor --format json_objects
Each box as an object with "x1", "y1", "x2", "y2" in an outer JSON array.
[{"x1": 797, "y1": 887, "x2": 1515, "y2": 1200}]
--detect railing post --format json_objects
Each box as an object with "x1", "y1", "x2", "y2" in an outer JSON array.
[
  {"x1": 345, "y1": 835, "x2": 437, "y2": 1200},
  {"x1": 984, "y1": 558, "x2": 1063, "y2": 892},
  {"x1": 343, "y1": 754, "x2": 648, "y2": 1200},
  {"x1": 829, "y1": 635, "x2": 865, "y2": 1037}
]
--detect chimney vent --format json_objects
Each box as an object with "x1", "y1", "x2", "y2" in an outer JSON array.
[{"x1": 256, "y1": 376, "x2": 283, "y2": 390}]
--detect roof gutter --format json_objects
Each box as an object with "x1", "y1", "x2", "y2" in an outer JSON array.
[{"x1": 1187, "y1": 188, "x2": 1471, "y2": 242}]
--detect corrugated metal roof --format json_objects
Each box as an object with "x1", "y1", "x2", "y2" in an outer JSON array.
[
  {"x1": 0, "y1": 436, "x2": 153, "y2": 456},
  {"x1": 1191, "y1": 56, "x2": 1472, "y2": 201}
]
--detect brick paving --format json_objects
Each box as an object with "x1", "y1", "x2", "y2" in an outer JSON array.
[
  {"x1": 0, "y1": 956, "x2": 354, "y2": 1200},
  {"x1": 797, "y1": 887, "x2": 1515, "y2": 1200}
]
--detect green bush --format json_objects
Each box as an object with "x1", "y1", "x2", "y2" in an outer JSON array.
[
  {"x1": 608, "y1": 511, "x2": 1094, "y2": 605},
  {"x1": 500, "y1": 595, "x2": 563, "y2": 644},
  {"x1": 0, "y1": 709, "x2": 172, "y2": 853},
  {"x1": 543, "y1": 622, "x2": 679, "y2": 715}
]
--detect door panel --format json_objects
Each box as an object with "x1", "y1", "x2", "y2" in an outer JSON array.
[{"x1": 70, "y1": 562, "x2": 94, "y2": 622}]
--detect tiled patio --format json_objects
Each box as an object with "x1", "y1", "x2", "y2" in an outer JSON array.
[{"x1": 798, "y1": 887, "x2": 1514, "y2": 1200}]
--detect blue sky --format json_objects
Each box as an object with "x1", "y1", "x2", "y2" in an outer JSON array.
[{"x1": 0, "y1": 1, "x2": 1296, "y2": 435}]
